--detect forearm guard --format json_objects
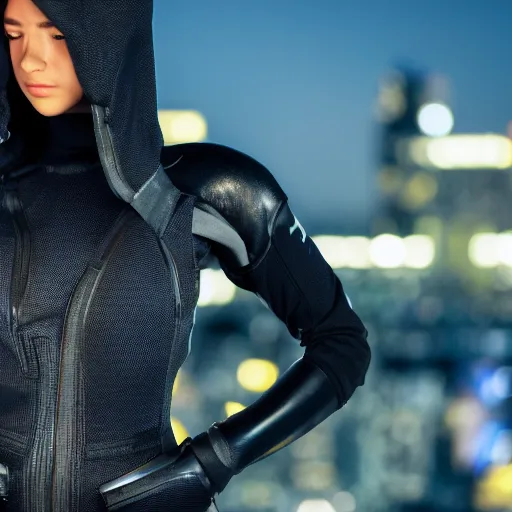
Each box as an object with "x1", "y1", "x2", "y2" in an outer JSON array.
[{"x1": 190, "y1": 356, "x2": 339, "y2": 493}]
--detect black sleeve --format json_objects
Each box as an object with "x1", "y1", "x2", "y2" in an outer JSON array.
[
  {"x1": 164, "y1": 141, "x2": 370, "y2": 405},
  {"x1": 219, "y1": 201, "x2": 370, "y2": 406},
  {"x1": 170, "y1": 143, "x2": 371, "y2": 489}
]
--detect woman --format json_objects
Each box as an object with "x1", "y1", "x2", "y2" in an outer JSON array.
[{"x1": 0, "y1": 0, "x2": 371, "y2": 510}]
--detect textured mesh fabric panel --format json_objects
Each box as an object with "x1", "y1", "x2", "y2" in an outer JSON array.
[
  {"x1": 81, "y1": 445, "x2": 161, "y2": 512},
  {"x1": 20, "y1": 335, "x2": 59, "y2": 512},
  {"x1": 161, "y1": 195, "x2": 200, "y2": 396},
  {"x1": 0, "y1": 214, "x2": 14, "y2": 342},
  {"x1": 83, "y1": 216, "x2": 175, "y2": 443},
  {"x1": 79, "y1": 198, "x2": 198, "y2": 510},
  {"x1": 20, "y1": 167, "x2": 124, "y2": 325},
  {"x1": 0, "y1": 343, "x2": 34, "y2": 438},
  {"x1": 32, "y1": 0, "x2": 163, "y2": 194},
  {"x1": 0, "y1": 166, "x2": 127, "y2": 510},
  {"x1": 0, "y1": 214, "x2": 35, "y2": 439}
]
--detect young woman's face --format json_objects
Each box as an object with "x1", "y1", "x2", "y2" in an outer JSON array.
[{"x1": 3, "y1": 0, "x2": 84, "y2": 116}]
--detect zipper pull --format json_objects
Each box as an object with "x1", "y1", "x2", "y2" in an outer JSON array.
[{"x1": 3, "y1": 182, "x2": 21, "y2": 214}]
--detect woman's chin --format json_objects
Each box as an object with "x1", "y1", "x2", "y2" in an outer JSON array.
[
  {"x1": 28, "y1": 97, "x2": 87, "y2": 117},
  {"x1": 29, "y1": 101, "x2": 69, "y2": 117}
]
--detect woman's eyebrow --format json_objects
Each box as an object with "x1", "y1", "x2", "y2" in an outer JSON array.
[
  {"x1": 4, "y1": 17, "x2": 56, "y2": 29},
  {"x1": 3, "y1": 17, "x2": 21, "y2": 26},
  {"x1": 38, "y1": 20, "x2": 56, "y2": 29}
]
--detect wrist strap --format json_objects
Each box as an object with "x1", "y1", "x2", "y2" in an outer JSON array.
[{"x1": 190, "y1": 426, "x2": 234, "y2": 493}]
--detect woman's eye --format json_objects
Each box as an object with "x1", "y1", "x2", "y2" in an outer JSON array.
[
  {"x1": 4, "y1": 32, "x2": 21, "y2": 40},
  {"x1": 52, "y1": 34, "x2": 65, "y2": 41}
]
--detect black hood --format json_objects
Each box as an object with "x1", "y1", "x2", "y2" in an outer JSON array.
[{"x1": 0, "y1": 0, "x2": 163, "y2": 203}]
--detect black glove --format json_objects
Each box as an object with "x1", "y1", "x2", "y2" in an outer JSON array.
[{"x1": 99, "y1": 437, "x2": 220, "y2": 512}]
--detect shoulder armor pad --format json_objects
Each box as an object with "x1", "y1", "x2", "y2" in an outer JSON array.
[{"x1": 161, "y1": 143, "x2": 287, "y2": 264}]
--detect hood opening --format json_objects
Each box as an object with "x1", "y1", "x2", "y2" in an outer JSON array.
[
  {"x1": 0, "y1": 10, "x2": 48, "y2": 169},
  {"x1": 0, "y1": 0, "x2": 163, "y2": 201}
]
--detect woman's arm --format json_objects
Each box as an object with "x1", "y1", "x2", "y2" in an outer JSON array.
[
  {"x1": 164, "y1": 142, "x2": 370, "y2": 493},
  {"x1": 190, "y1": 201, "x2": 370, "y2": 492}
]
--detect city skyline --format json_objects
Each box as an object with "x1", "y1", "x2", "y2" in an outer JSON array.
[{"x1": 154, "y1": 0, "x2": 511, "y2": 232}]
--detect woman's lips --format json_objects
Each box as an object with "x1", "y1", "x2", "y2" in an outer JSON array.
[{"x1": 25, "y1": 84, "x2": 56, "y2": 98}]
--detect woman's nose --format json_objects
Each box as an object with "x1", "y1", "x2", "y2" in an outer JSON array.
[{"x1": 20, "y1": 46, "x2": 46, "y2": 74}]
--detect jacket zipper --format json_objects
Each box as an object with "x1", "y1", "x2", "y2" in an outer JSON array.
[
  {"x1": 50, "y1": 210, "x2": 183, "y2": 510},
  {"x1": 51, "y1": 264, "x2": 99, "y2": 511},
  {"x1": 2, "y1": 182, "x2": 52, "y2": 512},
  {"x1": 4, "y1": 185, "x2": 30, "y2": 354}
]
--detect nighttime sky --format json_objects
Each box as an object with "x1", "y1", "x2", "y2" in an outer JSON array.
[{"x1": 153, "y1": 0, "x2": 511, "y2": 232}]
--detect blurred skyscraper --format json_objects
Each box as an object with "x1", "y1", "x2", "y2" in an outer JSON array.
[{"x1": 375, "y1": 66, "x2": 512, "y2": 279}]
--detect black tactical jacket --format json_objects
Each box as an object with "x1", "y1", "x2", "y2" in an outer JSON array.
[{"x1": 0, "y1": 1, "x2": 370, "y2": 511}]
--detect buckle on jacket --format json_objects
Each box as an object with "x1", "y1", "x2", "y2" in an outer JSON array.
[{"x1": 0, "y1": 463, "x2": 9, "y2": 500}]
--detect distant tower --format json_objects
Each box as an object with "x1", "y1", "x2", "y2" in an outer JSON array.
[
  {"x1": 375, "y1": 66, "x2": 512, "y2": 279},
  {"x1": 374, "y1": 66, "x2": 451, "y2": 237}
]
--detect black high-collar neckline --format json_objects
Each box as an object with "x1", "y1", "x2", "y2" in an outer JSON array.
[{"x1": 40, "y1": 113, "x2": 99, "y2": 167}]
